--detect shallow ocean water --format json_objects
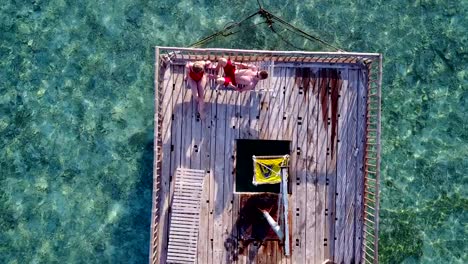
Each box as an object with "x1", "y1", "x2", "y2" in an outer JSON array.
[{"x1": 0, "y1": 0, "x2": 467, "y2": 263}]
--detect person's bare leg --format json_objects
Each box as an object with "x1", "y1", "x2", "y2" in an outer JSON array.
[
  {"x1": 197, "y1": 77, "x2": 206, "y2": 118},
  {"x1": 187, "y1": 78, "x2": 199, "y2": 102},
  {"x1": 216, "y1": 77, "x2": 225, "y2": 85}
]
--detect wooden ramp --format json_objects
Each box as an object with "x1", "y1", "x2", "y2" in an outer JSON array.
[{"x1": 166, "y1": 168, "x2": 205, "y2": 264}]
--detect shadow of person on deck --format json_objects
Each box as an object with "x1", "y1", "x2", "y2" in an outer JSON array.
[{"x1": 172, "y1": 88, "x2": 261, "y2": 218}]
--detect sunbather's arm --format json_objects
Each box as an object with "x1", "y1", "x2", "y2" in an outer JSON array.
[{"x1": 185, "y1": 62, "x2": 193, "y2": 77}]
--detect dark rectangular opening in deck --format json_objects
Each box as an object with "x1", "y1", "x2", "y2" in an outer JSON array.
[{"x1": 236, "y1": 139, "x2": 290, "y2": 193}]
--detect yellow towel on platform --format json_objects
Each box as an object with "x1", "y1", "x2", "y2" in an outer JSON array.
[{"x1": 252, "y1": 156, "x2": 289, "y2": 185}]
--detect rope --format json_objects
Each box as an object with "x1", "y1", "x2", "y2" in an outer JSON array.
[
  {"x1": 269, "y1": 24, "x2": 304, "y2": 50},
  {"x1": 188, "y1": 10, "x2": 260, "y2": 48},
  {"x1": 226, "y1": 21, "x2": 269, "y2": 36},
  {"x1": 187, "y1": 7, "x2": 344, "y2": 51},
  {"x1": 266, "y1": 12, "x2": 344, "y2": 51},
  {"x1": 256, "y1": 0, "x2": 263, "y2": 9}
]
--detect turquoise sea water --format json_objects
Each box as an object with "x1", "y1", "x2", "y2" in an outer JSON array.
[{"x1": 1, "y1": 0, "x2": 467, "y2": 263}]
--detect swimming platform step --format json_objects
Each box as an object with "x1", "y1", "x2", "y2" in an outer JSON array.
[{"x1": 166, "y1": 168, "x2": 205, "y2": 264}]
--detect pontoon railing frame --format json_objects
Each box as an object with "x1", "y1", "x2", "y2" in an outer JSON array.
[
  {"x1": 359, "y1": 54, "x2": 382, "y2": 264},
  {"x1": 150, "y1": 47, "x2": 382, "y2": 264}
]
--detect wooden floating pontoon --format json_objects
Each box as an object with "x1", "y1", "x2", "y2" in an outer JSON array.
[{"x1": 150, "y1": 47, "x2": 382, "y2": 264}]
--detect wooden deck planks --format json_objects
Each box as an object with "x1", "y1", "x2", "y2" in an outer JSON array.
[
  {"x1": 268, "y1": 64, "x2": 285, "y2": 140},
  {"x1": 242, "y1": 70, "x2": 263, "y2": 264},
  {"x1": 155, "y1": 63, "x2": 370, "y2": 264},
  {"x1": 167, "y1": 168, "x2": 205, "y2": 264},
  {"x1": 181, "y1": 67, "x2": 193, "y2": 169},
  {"x1": 278, "y1": 67, "x2": 293, "y2": 264},
  {"x1": 213, "y1": 89, "x2": 227, "y2": 263},
  {"x1": 236, "y1": 89, "x2": 252, "y2": 264},
  {"x1": 190, "y1": 72, "x2": 204, "y2": 264},
  {"x1": 162, "y1": 65, "x2": 186, "y2": 263},
  {"x1": 315, "y1": 68, "x2": 329, "y2": 264},
  {"x1": 171, "y1": 65, "x2": 186, "y2": 176},
  {"x1": 258, "y1": 90, "x2": 270, "y2": 139},
  {"x1": 334, "y1": 69, "x2": 350, "y2": 263},
  {"x1": 305, "y1": 68, "x2": 319, "y2": 264},
  {"x1": 156, "y1": 62, "x2": 173, "y2": 262},
  {"x1": 197, "y1": 78, "x2": 215, "y2": 264},
  {"x1": 283, "y1": 67, "x2": 299, "y2": 264},
  {"x1": 256, "y1": 241, "x2": 277, "y2": 264},
  {"x1": 223, "y1": 90, "x2": 238, "y2": 262},
  {"x1": 190, "y1": 101, "x2": 202, "y2": 171},
  {"x1": 355, "y1": 69, "x2": 367, "y2": 263},
  {"x1": 345, "y1": 69, "x2": 358, "y2": 264},
  {"x1": 326, "y1": 69, "x2": 343, "y2": 261},
  {"x1": 250, "y1": 91, "x2": 261, "y2": 139},
  {"x1": 207, "y1": 84, "x2": 218, "y2": 264},
  {"x1": 295, "y1": 67, "x2": 309, "y2": 264}
]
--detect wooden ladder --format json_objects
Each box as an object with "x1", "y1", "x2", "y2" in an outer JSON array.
[{"x1": 166, "y1": 168, "x2": 205, "y2": 264}]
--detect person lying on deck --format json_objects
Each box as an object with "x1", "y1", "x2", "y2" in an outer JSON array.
[
  {"x1": 214, "y1": 58, "x2": 268, "y2": 92},
  {"x1": 185, "y1": 60, "x2": 211, "y2": 117}
]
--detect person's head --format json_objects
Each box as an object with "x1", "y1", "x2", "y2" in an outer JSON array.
[
  {"x1": 192, "y1": 62, "x2": 204, "y2": 73},
  {"x1": 258, "y1": 70, "x2": 268, "y2": 80},
  {"x1": 218, "y1": 58, "x2": 228, "y2": 67}
]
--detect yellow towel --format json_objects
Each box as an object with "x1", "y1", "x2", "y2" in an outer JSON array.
[{"x1": 252, "y1": 156, "x2": 288, "y2": 185}]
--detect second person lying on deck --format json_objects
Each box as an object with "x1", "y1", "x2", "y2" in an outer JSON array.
[
  {"x1": 186, "y1": 60, "x2": 211, "y2": 117},
  {"x1": 215, "y1": 58, "x2": 268, "y2": 92}
]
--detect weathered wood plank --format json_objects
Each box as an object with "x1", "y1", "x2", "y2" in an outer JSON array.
[
  {"x1": 315, "y1": 68, "x2": 329, "y2": 264},
  {"x1": 156, "y1": 60, "x2": 374, "y2": 264},
  {"x1": 277, "y1": 66, "x2": 292, "y2": 264},
  {"x1": 283, "y1": 67, "x2": 299, "y2": 264},
  {"x1": 238, "y1": 87, "x2": 251, "y2": 140},
  {"x1": 222, "y1": 90, "x2": 237, "y2": 262},
  {"x1": 170, "y1": 65, "x2": 185, "y2": 175},
  {"x1": 256, "y1": 242, "x2": 268, "y2": 264},
  {"x1": 161, "y1": 65, "x2": 186, "y2": 263},
  {"x1": 207, "y1": 80, "x2": 218, "y2": 264},
  {"x1": 268, "y1": 241, "x2": 277, "y2": 264},
  {"x1": 247, "y1": 242, "x2": 260, "y2": 264},
  {"x1": 235, "y1": 88, "x2": 252, "y2": 264},
  {"x1": 155, "y1": 62, "x2": 173, "y2": 264},
  {"x1": 230, "y1": 193, "x2": 241, "y2": 264},
  {"x1": 276, "y1": 67, "x2": 289, "y2": 142},
  {"x1": 343, "y1": 69, "x2": 357, "y2": 264},
  {"x1": 249, "y1": 91, "x2": 261, "y2": 139},
  {"x1": 167, "y1": 168, "x2": 204, "y2": 264},
  {"x1": 305, "y1": 67, "x2": 319, "y2": 263},
  {"x1": 268, "y1": 63, "x2": 284, "y2": 140},
  {"x1": 294, "y1": 67, "x2": 309, "y2": 264},
  {"x1": 191, "y1": 93, "x2": 203, "y2": 172},
  {"x1": 334, "y1": 69, "x2": 349, "y2": 263},
  {"x1": 355, "y1": 68, "x2": 367, "y2": 263},
  {"x1": 326, "y1": 68, "x2": 342, "y2": 261},
  {"x1": 213, "y1": 90, "x2": 227, "y2": 263},
  {"x1": 182, "y1": 67, "x2": 193, "y2": 169},
  {"x1": 258, "y1": 84, "x2": 270, "y2": 140}
]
